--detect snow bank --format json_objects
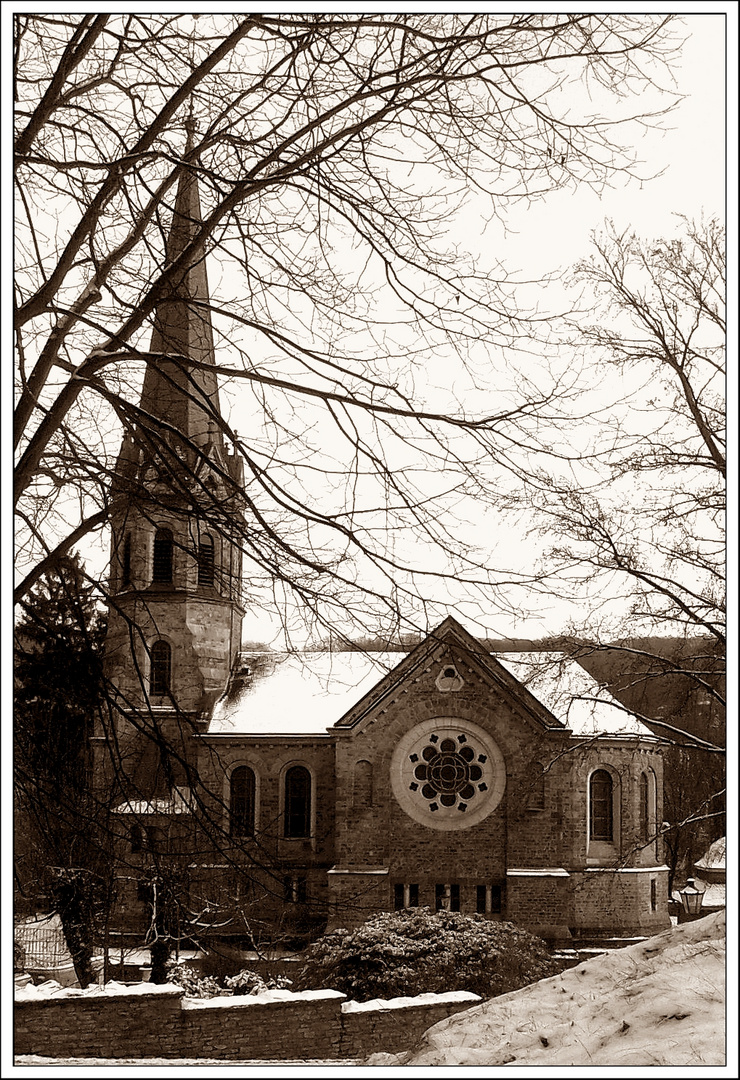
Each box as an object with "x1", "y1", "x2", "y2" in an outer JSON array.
[{"x1": 372, "y1": 911, "x2": 725, "y2": 1067}]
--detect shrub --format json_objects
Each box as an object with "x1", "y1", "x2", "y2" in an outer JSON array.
[
  {"x1": 296, "y1": 908, "x2": 554, "y2": 1002},
  {"x1": 166, "y1": 963, "x2": 224, "y2": 998},
  {"x1": 224, "y1": 969, "x2": 293, "y2": 995},
  {"x1": 166, "y1": 961, "x2": 293, "y2": 998}
]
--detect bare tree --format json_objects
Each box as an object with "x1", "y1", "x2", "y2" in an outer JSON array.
[
  {"x1": 14, "y1": 13, "x2": 682, "y2": 636},
  {"x1": 518, "y1": 218, "x2": 725, "y2": 883}
]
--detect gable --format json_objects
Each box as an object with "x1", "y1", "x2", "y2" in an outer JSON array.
[{"x1": 332, "y1": 617, "x2": 564, "y2": 734}]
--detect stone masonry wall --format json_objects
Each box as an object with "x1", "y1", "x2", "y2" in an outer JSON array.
[{"x1": 15, "y1": 986, "x2": 480, "y2": 1061}]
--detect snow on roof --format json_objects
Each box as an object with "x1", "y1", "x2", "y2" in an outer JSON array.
[
  {"x1": 695, "y1": 836, "x2": 726, "y2": 873},
  {"x1": 113, "y1": 794, "x2": 192, "y2": 815},
  {"x1": 209, "y1": 651, "x2": 401, "y2": 735},
  {"x1": 207, "y1": 648, "x2": 654, "y2": 740},
  {"x1": 494, "y1": 652, "x2": 656, "y2": 738}
]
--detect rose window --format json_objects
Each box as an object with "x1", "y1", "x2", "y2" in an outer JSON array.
[
  {"x1": 410, "y1": 736, "x2": 487, "y2": 810},
  {"x1": 391, "y1": 720, "x2": 505, "y2": 831}
]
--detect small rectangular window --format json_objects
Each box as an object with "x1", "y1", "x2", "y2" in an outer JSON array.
[
  {"x1": 284, "y1": 876, "x2": 307, "y2": 904},
  {"x1": 395, "y1": 883, "x2": 419, "y2": 909},
  {"x1": 137, "y1": 881, "x2": 153, "y2": 905},
  {"x1": 476, "y1": 884, "x2": 502, "y2": 914},
  {"x1": 650, "y1": 879, "x2": 657, "y2": 912},
  {"x1": 435, "y1": 883, "x2": 460, "y2": 912}
]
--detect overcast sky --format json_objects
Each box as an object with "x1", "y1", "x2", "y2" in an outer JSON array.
[
  {"x1": 236, "y1": 10, "x2": 729, "y2": 646},
  {"x1": 9, "y1": 9, "x2": 729, "y2": 648}
]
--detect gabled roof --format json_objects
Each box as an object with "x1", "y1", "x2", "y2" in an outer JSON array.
[{"x1": 207, "y1": 617, "x2": 655, "y2": 740}]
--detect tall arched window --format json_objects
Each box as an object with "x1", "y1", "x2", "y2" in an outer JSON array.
[
  {"x1": 121, "y1": 533, "x2": 132, "y2": 587},
  {"x1": 284, "y1": 766, "x2": 311, "y2": 838},
  {"x1": 589, "y1": 769, "x2": 614, "y2": 842},
  {"x1": 198, "y1": 534, "x2": 215, "y2": 586},
  {"x1": 152, "y1": 527, "x2": 173, "y2": 584},
  {"x1": 639, "y1": 771, "x2": 650, "y2": 841},
  {"x1": 230, "y1": 766, "x2": 255, "y2": 837},
  {"x1": 150, "y1": 640, "x2": 171, "y2": 696}
]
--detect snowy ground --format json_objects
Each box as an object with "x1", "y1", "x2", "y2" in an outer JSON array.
[
  {"x1": 12, "y1": 911, "x2": 732, "y2": 1075},
  {"x1": 369, "y1": 910, "x2": 728, "y2": 1068}
]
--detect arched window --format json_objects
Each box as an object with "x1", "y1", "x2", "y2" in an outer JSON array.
[
  {"x1": 152, "y1": 527, "x2": 173, "y2": 584},
  {"x1": 352, "y1": 760, "x2": 373, "y2": 810},
  {"x1": 121, "y1": 533, "x2": 132, "y2": 587},
  {"x1": 284, "y1": 766, "x2": 311, "y2": 838},
  {"x1": 590, "y1": 769, "x2": 614, "y2": 841},
  {"x1": 198, "y1": 534, "x2": 215, "y2": 586},
  {"x1": 230, "y1": 766, "x2": 255, "y2": 837},
  {"x1": 639, "y1": 771, "x2": 650, "y2": 841},
  {"x1": 150, "y1": 640, "x2": 171, "y2": 696}
]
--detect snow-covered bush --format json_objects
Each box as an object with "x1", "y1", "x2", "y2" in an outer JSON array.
[
  {"x1": 224, "y1": 969, "x2": 293, "y2": 996},
  {"x1": 296, "y1": 908, "x2": 554, "y2": 1002},
  {"x1": 165, "y1": 963, "x2": 224, "y2": 998},
  {"x1": 166, "y1": 961, "x2": 293, "y2": 998}
]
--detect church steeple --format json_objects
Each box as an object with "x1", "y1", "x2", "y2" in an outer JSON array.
[
  {"x1": 99, "y1": 116, "x2": 245, "y2": 799},
  {"x1": 139, "y1": 118, "x2": 223, "y2": 453}
]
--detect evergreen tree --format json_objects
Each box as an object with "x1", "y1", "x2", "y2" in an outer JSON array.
[{"x1": 14, "y1": 554, "x2": 111, "y2": 987}]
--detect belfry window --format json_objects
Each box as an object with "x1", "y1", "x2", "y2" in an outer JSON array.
[
  {"x1": 198, "y1": 534, "x2": 215, "y2": 586},
  {"x1": 152, "y1": 528, "x2": 173, "y2": 584},
  {"x1": 150, "y1": 640, "x2": 171, "y2": 696},
  {"x1": 284, "y1": 766, "x2": 311, "y2": 838},
  {"x1": 230, "y1": 766, "x2": 255, "y2": 837},
  {"x1": 589, "y1": 769, "x2": 614, "y2": 842}
]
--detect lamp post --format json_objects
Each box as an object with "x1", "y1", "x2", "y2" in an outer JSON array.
[{"x1": 679, "y1": 877, "x2": 704, "y2": 921}]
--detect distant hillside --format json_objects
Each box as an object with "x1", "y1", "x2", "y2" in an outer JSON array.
[{"x1": 566, "y1": 638, "x2": 725, "y2": 747}]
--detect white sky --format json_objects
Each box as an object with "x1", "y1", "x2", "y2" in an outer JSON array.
[{"x1": 232, "y1": 9, "x2": 731, "y2": 646}]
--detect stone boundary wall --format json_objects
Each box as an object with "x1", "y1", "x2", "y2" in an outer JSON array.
[{"x1": 15, "y1": 985, "x2": 480, "y2": 1060}]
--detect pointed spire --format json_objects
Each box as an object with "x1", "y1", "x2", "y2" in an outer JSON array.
[{"x1": 139, "y1": 113, "x2": 223, "y2": 453}]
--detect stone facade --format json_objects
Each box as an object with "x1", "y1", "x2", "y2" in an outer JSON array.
[{"x1": 104, "y1": 621, "x2": 670, "y2": 945}]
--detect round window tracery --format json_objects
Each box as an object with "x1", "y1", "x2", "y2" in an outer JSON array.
[{"x1": 391, "y1": 720, "x2": 505, "y2": 830}]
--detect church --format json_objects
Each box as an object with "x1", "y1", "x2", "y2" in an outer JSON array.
[{"x1": 95, "y1": 128, "x2": 671, "y2": 952}]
